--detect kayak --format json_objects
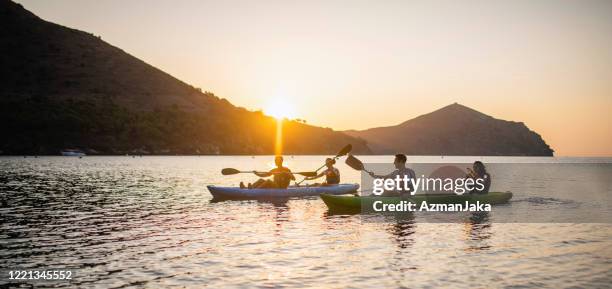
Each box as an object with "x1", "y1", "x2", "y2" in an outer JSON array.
[
  {"x1": 207, "y1": 183, "x2": 359, "y2": 199},
  {"x1": 320, "y1": 191, "x2": 513, "y2": 212}
]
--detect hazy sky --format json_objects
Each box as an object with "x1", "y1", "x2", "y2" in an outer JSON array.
[{"x1": 16, "y1": 0, "x2": 612, "y2": 156}]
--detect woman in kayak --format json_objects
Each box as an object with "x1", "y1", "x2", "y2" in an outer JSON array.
[
  {"x1": 305, "y1": 158, "x2": 340, "y2": 186},
  {"x1": 466, "y1": 161, "x2": 491, "y2": 194},
  {"x1": 240, "y1": 156, "x2": 295, "y2": 189}
]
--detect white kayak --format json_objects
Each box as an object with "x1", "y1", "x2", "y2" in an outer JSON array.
[{"x1": 207, "y1": 183, "x2": 359, "y2": 199}]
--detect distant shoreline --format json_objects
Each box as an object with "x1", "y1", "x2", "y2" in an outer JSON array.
[{"x1": 4, "y1": 155, "x2": 612, "y2": 159}]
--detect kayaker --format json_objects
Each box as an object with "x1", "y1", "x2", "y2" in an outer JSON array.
[
  {"x1": 368, "y1": 154, "x2": 416, "y2": 196},
  {"x1": 304, "y1": 158, "x2": 340, "y2": 186},
  {"x1": 466, "y1": 161, "x2": 491, "y2": 194},
  {"x1": 240, "y1": 156, "x2": 295, "y2": 189}
]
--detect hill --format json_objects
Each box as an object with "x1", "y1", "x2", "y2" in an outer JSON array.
[
  {"x1": 345, "y1": 103, "x2": 554, "y2": 156},
  {"x1": 0, "y1": 0, "x2": 370, "y2": 155}
]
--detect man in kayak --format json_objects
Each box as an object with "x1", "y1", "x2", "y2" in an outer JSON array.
[
  {"x1": 466, "y1": 161, "x2": 491, "y2": 194},
  {"x1": 240, "y1": 156, "x2": 295, "y2": 189},
  {"x1": 304, "y1": 158, "x2": 340, "y2": 186},
  {"x1": 368, "y1": 154, "x2": 416, "y2": 196}
]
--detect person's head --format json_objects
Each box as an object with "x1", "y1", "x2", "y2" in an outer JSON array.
[
  {"x1": 394, "y1": 154, "x2": 407, "y2": 169},
  {"x1": 325, "y1": 158, "x2": 336, "y2": 168},
  {"x1": 473, "y1": 161, "x2": 486, "y2": 175},
  {"x1": 274, "y1": 156, "x2": 284, "y2": 167}
]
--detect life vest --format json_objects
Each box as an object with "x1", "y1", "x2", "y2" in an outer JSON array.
[
  {"x1": 324, "y1": 168, "x2": 340, "y2": 184},
  {"x1": 271, "y1": 167, "x2": 292, "y2": 189}
]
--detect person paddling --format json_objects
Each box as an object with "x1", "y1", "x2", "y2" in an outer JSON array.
[
  {"x1": 304, "y1": 158, "x2": 340, "y2": 186},
  {"x1": 466, "y1": 161, "x2": 491, "y2": 194},
  {"x1": 240, "y1": 156, "x2": 295, "y2": 189},
  {"x1": 368, "y1": 154, "x2": 416, "y2": 196}
]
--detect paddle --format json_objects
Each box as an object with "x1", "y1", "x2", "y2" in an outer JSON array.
[
  {"x1": 221, "y1": 168, "x2": 317, "y2": 177},
  {"x1": 296, "y1": 144, "x2": 353, "y2": 185},
  {"x1": 345, "y1": 154, "x2": 374, "y2": 175}
]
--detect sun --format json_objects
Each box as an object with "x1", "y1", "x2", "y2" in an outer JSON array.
[
  {"x1": 264, "y1": 100, "x2": 296, "y2": 120},
  {"x1": 263, "y1": 99, "x2": 296, "y2": 155}
]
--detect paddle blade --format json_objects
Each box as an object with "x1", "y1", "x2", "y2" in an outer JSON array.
[
  {"x1": 345, "y1": 154, "x2": 365, "y2": 171},
  {"x1": 336, "y1": 144, "x2": 352, "y2": 158},
  {"x1": 221, "y1": 168, "x2": 241, "y2": 175}
]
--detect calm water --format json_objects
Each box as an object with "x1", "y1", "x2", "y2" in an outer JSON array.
[{"x1": 1, "y1": 156, "x2": 611, "y2": 288}]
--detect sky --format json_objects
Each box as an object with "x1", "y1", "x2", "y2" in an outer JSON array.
[{"x1": 16, "y1": 0, "x2": 612, "y2": 156}]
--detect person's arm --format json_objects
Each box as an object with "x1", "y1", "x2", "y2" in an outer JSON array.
[
  {"x1": 306, "y1": 171, "x2": 325, "y2": 180},
  {"x1": 288, "y1": 169, "x2": 296, "y2": 180},
  {"x1": 368, "y1": 170, "x2": 395, "y2": 179},
  {"x1": 466, "y1": 168, "x2": 477, "y2": 179}
]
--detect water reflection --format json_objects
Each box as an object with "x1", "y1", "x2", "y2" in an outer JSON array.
[
  {"x1": 464, "y1": 212, "x2": 492, "y2": 251},
  {"x1": 387, "y1": 218, "x2": 416, "y2": 250},
  {"x1": 210, "y1": 197, "x2": 290, "y2": 206},
  {"x1": 268, "y1": 201, "x2": 290, "y2": 236}
]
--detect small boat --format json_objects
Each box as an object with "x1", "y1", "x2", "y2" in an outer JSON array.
[
  {"x1": 320, "y1": 192, "x2": 513, "y2": 212},
  {"x1": 207, "y1": 183, "x2": 359, "y2": 200},
  {"x1": 60, "y1": 149, "x2": 86, "y2": 157}
]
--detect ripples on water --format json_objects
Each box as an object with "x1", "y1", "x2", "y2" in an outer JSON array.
[{"x1": 0, "y1": 156, "x2": 611, "y2": 288}]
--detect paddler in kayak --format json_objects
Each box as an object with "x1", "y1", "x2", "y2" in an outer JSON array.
[
  {"x1": 368, "y1": 154, "x2": 416, "y2": 196},
  {"x1": 466, "y1": 161, "x2": 491, "y2": 194},
  {"x1": 304, "y1": 158, "x2": 340, "y2": 186},
  {"x1": 240, "y1": 156, "x2": 295, "y2": 189}
]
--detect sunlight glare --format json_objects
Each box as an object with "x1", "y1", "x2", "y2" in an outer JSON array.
[{"x1": 264, "y1": 100, "x2": 296, "y2": 120}]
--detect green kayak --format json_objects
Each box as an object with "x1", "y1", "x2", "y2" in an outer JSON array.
[{"x1": 320, "y1": 192, "x2": 513, "y2": 213}]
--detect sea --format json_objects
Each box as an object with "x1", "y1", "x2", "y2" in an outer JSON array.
[{"x1": 1, "y1": 156, "x2": 611, "y2": 288}]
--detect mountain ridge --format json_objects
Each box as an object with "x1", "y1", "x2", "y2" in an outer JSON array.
[
  {"x1": 346, "y1": 103, "x2": 554, "y2": 156},
  {"x1": 0, "y1": 0, "x2": 371, "y2": 155}
]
